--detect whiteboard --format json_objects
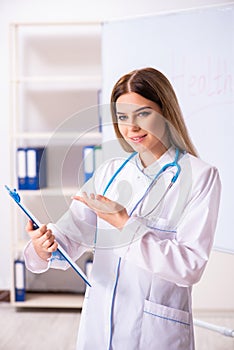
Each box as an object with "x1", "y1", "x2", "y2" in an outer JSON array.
[{"x1": 102, "y1": 4, "x2": 234, "y2": 253}]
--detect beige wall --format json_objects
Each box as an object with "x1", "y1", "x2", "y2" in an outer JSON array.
[{"x1": 193, "y1": 251, "x2": 234, "y2": 310}]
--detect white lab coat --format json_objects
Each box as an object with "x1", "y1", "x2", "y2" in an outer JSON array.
[{"x1": 24, "y1": 147, "x2": 221, "y2": 350}]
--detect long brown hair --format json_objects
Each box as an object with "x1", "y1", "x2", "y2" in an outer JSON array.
[{"x1": 110, "y1": 67, "x2": 198, "y2": 156}]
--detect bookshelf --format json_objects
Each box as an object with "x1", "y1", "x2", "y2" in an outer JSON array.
[{"x1": 9, "y1": 22, "x2": 102, "y2": 308}]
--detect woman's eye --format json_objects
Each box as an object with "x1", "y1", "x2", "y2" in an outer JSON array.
[
  {"x1": 138, "y1": 111, "x2": 150, "y2": 118},
  {"x1": 117, "y1": 115, "x2": 128, "y2": 121}
]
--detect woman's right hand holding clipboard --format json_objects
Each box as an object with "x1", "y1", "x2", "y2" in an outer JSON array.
[{"x1": 26, "y1": 220, "x2": 58, "y2": 262}]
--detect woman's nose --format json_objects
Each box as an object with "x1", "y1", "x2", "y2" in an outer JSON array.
[
  {"x1": 127, "y1": 117, "x2": 140, "y2": 130},
  {"x1": 129, "y1": 123, "x2": 140, "y2": 131}
]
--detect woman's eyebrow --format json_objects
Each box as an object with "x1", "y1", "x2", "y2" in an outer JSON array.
[
  {"x1": 116, "y1": 106, "x2": 152, "y2": 114},
  {"x1": 134, "y1": 106, "x2": 152, "y2": 113}
]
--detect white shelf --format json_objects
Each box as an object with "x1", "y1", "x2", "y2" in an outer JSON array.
[
  {"x1": 10, "y1": 22, "x2": 102, "y2": 309},
  {"x1": 19, "y1": 187, "x2": 78, "y2": 196},
  {"x1": 12, "y1": 75, "x2": 102, "y2": 88},
  {"x1": 13, "y1": 131, "x2": 102, "y2": 144},
  {"x1": 12, "y1": 292, "x2": 84, "y2": 309}
]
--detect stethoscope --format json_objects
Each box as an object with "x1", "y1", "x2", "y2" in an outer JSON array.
[
  {"x1": 93, "y1": 147, "x2": 182, "y2": 248},
  {"x1": 102, "y1": 147, "x2": 182, "y2": 217}
]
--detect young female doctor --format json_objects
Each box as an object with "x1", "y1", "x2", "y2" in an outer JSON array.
[{"x1": 24, "y1": 67, "x2": 221, "y2": 350}]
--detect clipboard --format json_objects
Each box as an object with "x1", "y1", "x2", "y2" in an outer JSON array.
[{"x1": 5, "y1": 185, "x2": 91, "y2": 287}]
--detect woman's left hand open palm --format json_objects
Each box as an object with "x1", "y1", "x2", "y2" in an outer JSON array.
[{"x1": 72, "y1": 192, "x2": 129, "y2": 229}]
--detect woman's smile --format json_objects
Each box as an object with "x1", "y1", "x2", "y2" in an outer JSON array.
[{"x1": 129, "y1": 134, "x2": 147, "y2": 143}]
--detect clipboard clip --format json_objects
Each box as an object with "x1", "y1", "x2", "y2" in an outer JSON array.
[
  {"x1": 5, "y1": 185, "x2": 21, "y2": 203},
  {"x1": 5, "y1": 185, "x2": 39, "y2": 230}
]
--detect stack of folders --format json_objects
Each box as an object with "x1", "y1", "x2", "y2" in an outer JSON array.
[
  {"x1": 83, "y1": 145, "x2": 102, "y2": 182},
  {"x1": 14, "y1": 259, "x2": 26, "y2": 302},
  {"x1": 17, "y1": 147, "x2": 47, "y2": 190}
]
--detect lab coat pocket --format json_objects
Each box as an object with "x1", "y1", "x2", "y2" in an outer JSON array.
[{"x1": 139, "y1": 299, "x2": 191, "y2": 350}]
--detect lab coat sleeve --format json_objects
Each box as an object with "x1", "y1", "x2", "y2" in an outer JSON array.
[
  {"x1": 24, "y1": 241, "x2": 51, "y2": 273},
  {"x1": 23, "y1": 225, "x2": 88, "y2": 273},
  {"x1": 24, "y1": 188, "x2": 98, "y2": 274},
  {"x1": 119, "y1": 166, "x2": 221, "y2": 287}
]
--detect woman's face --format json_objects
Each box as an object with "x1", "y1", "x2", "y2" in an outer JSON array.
[{"x1": 116, "y1": 92, "x2": 168, "y2": 161}]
